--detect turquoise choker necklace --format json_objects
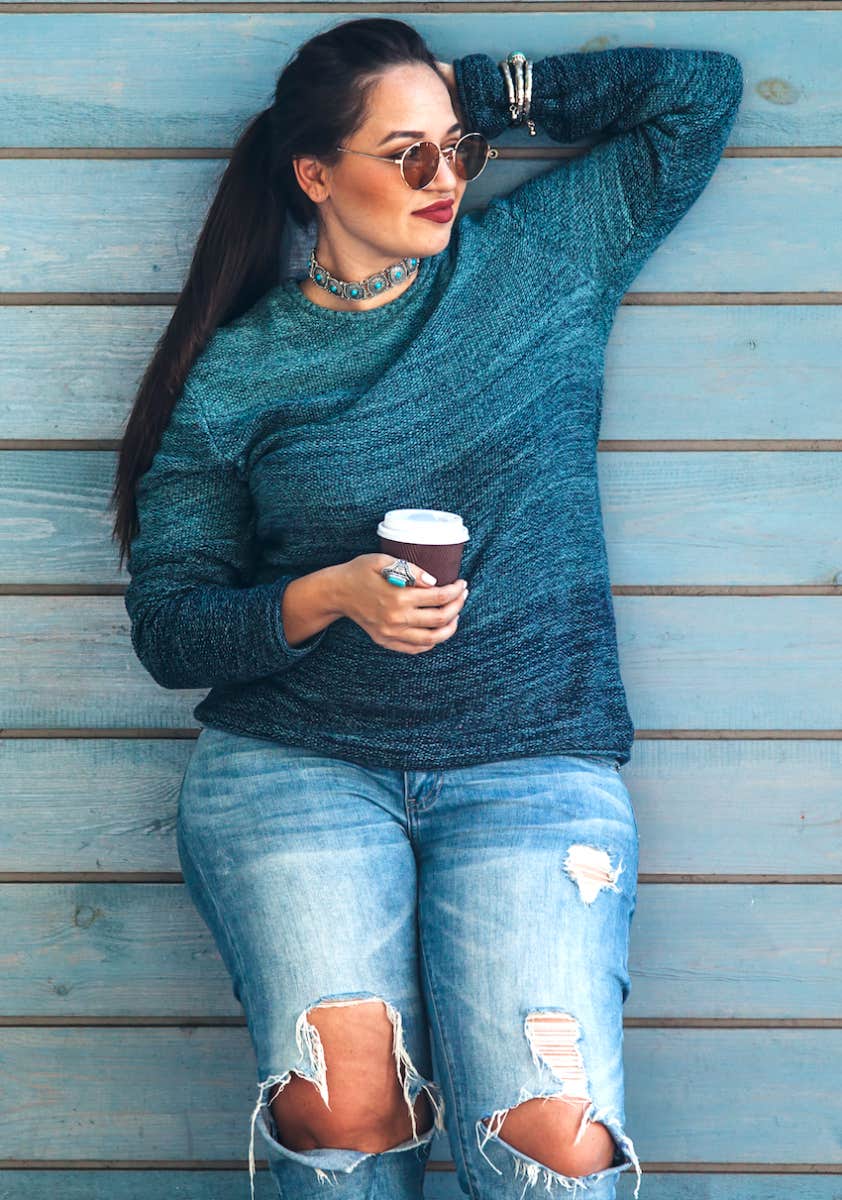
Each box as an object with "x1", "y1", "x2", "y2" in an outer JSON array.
[{"x1": 306, "y1": 247, "x2": 420, "y2": 302}]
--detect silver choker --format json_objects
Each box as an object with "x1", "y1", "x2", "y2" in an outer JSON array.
[{"x1": 306, "y1": 247, "x2": 420, "y2": 302}]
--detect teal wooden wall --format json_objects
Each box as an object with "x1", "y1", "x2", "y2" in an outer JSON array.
[{"x1": 2, "y1": 6, "x2": 840, "y2": 1198}]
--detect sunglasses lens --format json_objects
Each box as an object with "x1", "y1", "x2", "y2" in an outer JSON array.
[
  {"x1": 402, "y1": 142, "x2": 441, "y2": 189},
  {"x1": 402, "y1": 135, "x2": 490, "y2": 189},
  {"x1": 454, "y1": 133, "x2": 490, "y2": 181}
]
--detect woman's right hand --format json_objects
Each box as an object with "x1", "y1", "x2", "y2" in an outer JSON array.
[
  {"x1": 433, "y1": 59, "x2": 467, "y2": 129},
  {"x1": 336, "y1": 554, "x2": 469, "y2": 654}
]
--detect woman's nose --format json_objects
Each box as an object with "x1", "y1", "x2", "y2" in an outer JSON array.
[{"x1": 434, "y1": 148, "x2": 460, "y2": 186}]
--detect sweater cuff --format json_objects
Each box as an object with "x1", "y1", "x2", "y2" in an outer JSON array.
[{"x1": 452, "y1": 53, "x2": 512, "y2": 141}]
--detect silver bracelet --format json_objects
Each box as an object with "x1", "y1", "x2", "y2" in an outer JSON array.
[{"x1": 498, "y1": 52, "x2": 537, "y2": 136}]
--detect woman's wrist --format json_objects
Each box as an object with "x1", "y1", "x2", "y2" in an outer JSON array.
[{"x1": 281, "y1": 563, "x2": 347, "y2": 647}]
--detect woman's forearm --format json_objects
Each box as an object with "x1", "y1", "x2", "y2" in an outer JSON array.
[
  {"x1": 281, "y1": 563, "x2": 347, "y2": 647},
  {"x1": 455, "y1": 47, "x2": 741, "y2": 147},
  {"x1": 451, "y1": 46, "x2": 742, "y2": 297}
]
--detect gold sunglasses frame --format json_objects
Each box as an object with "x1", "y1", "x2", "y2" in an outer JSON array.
[{"x1": 335, "y1": 132, "x2": 499, "y2": 190}]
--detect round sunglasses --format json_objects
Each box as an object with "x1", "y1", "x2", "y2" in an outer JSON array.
[{"x1": 336, "y1": 132, "x2": 499, "y2": 191}]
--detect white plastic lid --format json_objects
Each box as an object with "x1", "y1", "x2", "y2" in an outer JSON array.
[{"x1": 377, "y1": 508, "x2": 470, "y2": 546}]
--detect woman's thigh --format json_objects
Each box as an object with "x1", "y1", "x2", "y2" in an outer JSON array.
[
  {"x1": 417, "y1": 752, "x2": 641, "y2": 1200},
  {"x1": 176, "y1": 726, "x2": 443, "y2": 1195}
]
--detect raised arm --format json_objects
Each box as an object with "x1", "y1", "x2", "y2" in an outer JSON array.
[
  {"x1": 452, "y1": 46, "x2": 743, "y2": 300},
  {"x1": 124, "y1": 383, "x2": 328, "y2": 690}
]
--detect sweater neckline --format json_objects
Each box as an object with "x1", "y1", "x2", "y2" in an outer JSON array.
[{"x1": 277, "y1": 253, "x2": 432, "y2": 321}]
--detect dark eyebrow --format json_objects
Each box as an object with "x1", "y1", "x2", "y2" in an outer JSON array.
[{"x1": 376, "y1": 121, "x2": 462, "y2": 148}]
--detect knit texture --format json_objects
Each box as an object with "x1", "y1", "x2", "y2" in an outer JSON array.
[{"x1": 125, "y1": 45, "x2": 743, "y2": 771}]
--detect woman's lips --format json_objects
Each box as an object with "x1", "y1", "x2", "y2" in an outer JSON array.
[{"x1": 412, "y1": 202, "x2": 454, "y2": 223}]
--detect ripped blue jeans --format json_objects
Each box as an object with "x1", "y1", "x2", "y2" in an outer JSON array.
[{"x1": 176, "y1": 726, "x2": 642, "y2": 1200}]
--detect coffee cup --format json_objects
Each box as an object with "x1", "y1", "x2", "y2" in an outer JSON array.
[{"x1": 377, "y1": 508, "x2": 469, "y2": 586}]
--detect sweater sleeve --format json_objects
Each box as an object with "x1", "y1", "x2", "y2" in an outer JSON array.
[
  {"x1": 124, "y1": 382, "x2": 327, "y2": 690},
  {"x1": 452, "y1": 46, "x2": 743, "y2": 300}
]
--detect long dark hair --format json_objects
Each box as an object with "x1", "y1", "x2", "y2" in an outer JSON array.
[{"x1": 110, "y1": 17, "x2": 445, "y2": 570}]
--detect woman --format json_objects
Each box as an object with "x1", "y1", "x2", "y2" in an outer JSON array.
[{"x1": 111, "y1": 17, "x2": 742, "y2": 1200}]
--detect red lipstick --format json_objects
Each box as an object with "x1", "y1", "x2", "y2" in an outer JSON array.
[{"x1": 412, "y1": 199, "x2": 454, "y2": 222}]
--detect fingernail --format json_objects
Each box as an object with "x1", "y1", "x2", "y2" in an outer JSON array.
[{"x1": 421, "y1": 571, "x2": 437, "y2": 584}]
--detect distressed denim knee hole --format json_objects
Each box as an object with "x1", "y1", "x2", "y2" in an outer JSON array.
[
  {"x1": 248, "y1": 995, "x2": 445, "y2": 1199},
  {"x1": 475, "y1": 1009, "x2": 642, "y2": 1199}
]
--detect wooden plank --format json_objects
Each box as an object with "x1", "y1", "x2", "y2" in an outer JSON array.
[
  {"x1": 0, "y1": 1173, "x2": 836, "y2": 1200},
  {"x1": 2, "y1": 738, "x2": 840, "y2": 876},
  {"x1": 2, "y1": 595, "x2": 842, "y2": 729},
  {"x1": 430, "y1": 1174, "x2": 836, "y2": 1198},
  {"x1": 0, "y1": 882, "x2": 838, "y2": 1018},
  {"x1": 600, "y1": 304, "x2": 842, "y2": 442},
  {"x1": 2, "y1": 305, "x2": 841, "y2": 443},
  {"x1": 0, "y1": 1027, "x2": 838, "y2": 1163},
  {"x1": 3, "y1": 450, "x2": 842, "y2": 585},
  {"x1": 3, "y1": 156, "x2": 840, "y2": 292},
  {"x1": 2, "y1": 1178, "x2": 286, "y2": 1200},
  {"x1": 0, "y1": 12, "x2": 835, "y2": 145}
]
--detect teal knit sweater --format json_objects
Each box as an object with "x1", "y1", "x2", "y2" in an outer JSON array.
[{"x1": 125, "y1": 45, "x2": 743, "y2": 770}]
